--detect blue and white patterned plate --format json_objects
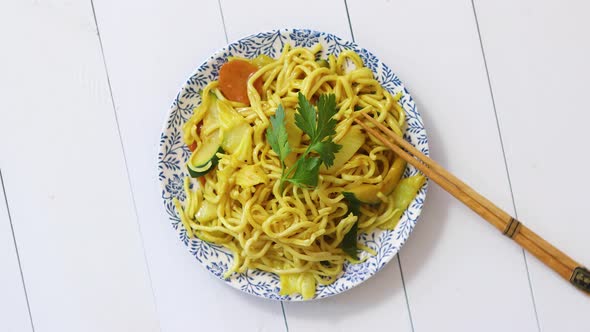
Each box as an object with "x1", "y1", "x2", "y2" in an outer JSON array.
[{"x1": 158, "y1": 29, "x2": 428, "y2": 301}]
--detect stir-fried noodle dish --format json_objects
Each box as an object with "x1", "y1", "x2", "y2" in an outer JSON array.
[{"x1": 174, "y1": 44, "x2": 425, "y2": 299}]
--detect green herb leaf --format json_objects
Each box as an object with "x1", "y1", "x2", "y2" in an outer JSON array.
[
  {"x1": 307, "y1": 93, "x2": 341, "y2": 169},
  {"x1": 340, "y1": 192, "x2": 361, "y2": 259},
  {"x1": 267, "y1": 105, "x2": 291, "y2": 164},
  {"x1": 294, "y1": 93, "x2": 317, "y2": 139},
  {"x1": 285, "y1": 157, "x2": 322, "y2": 188},
  {"x1": 311, "y1": 140, "x2": 341, "y2": 167},
  {"x1": 315, "y1": 94, "x2": 338, "y2": 140},
  {"x1": 268, "y1": 93, "x2": 342, "y2": 189},
  {"x1": 342, "y1": 192, "x2": 361, "y2": 216},
  {"x1": 341, "y1": 222, "x2": 358, "y2": 259}
]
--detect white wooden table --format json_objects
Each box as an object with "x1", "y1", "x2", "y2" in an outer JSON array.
[{"x1": 1, "y1": 1, "x2": 588, "y2": 331}]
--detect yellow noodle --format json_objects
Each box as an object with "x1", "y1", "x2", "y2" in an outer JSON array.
[{"x1": 177, "y1": 44, "x2": 412, "y2": 297}]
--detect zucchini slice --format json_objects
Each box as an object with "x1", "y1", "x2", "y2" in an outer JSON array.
[
  {"x1": 187, "y1": 131, "x2": 223, "y2": 178},
  {"x1": 343, "y1": 183, "x2": 382, "y2": 205},
  {"x1": 186, "y1": 93, "x2": 223, "y2": 178}
]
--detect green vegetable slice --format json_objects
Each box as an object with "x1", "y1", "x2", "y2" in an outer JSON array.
[
  {"x1": 187, "y1": 132, "x2": 223, "y2": 178},
  {"x1": 340, "y1": 192, "x2": 361, "y2": 259}
]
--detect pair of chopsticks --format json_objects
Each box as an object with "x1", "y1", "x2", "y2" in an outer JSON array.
[{"x1": 354, "y1": 112, "x2": 590, "y2": 295}]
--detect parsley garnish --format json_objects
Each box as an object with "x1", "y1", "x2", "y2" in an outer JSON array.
[
  {"x1": 267, "y1": 105, "x2": 291, "y2": 164},
  {"x1": 267, "y1": 92, "x2": 342, "y2": 189}
]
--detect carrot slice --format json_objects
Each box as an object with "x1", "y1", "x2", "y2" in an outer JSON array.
[
  {"x1": 218, "y1": 60, "x2": 262, "y2": 105},
  {"x1": 198, "y1": 177, "x2": 206, "y2": 186}
]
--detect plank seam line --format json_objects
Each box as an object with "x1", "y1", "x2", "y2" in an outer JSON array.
[
  {"x1": 0, "y1": 169, "x2": 36, "y2": 332},
  {"x1": 397, "y1": 254, "x2": 416, "y2": 332},
  {"x1": 344, "y1": 2, "x2": 415, "y2": 331},
  {"x1": 470, "y1": 1, "x2": 541, "y2": 331},
  {"x1": 343, "y1": 0, "x2": 356, "y2": 42},
  {"x1": 280, "y1": 302, "x2": 290, "y2": 332},
  {"x1": 89, "y1": 1, "x2": 162, "y2": 330},
  {"x1": 217, "y1": 0, "x2": 229, "y2": 43}
]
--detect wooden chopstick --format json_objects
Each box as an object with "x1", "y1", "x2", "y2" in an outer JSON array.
[{"x1": 354, "y1": 113, "x2": 590, "y2": 295}]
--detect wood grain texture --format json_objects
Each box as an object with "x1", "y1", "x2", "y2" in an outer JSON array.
[
  {"x1": 474, "y1": 0, "x2": 590, "y2": 329},
  {"x1": 1, "y1": 0, "x2": 587, "y2": 329},
  {"x1": 0, "y1": 1, "x2": 159, "y2": 331},
  {"x1": 90, "y1": 0, "x2": 286, "y2": 331},
  {"x1": 347, "y1": 0, "x2": 539, "y2": 331}
]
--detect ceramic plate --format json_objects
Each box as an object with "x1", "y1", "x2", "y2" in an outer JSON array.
[{"x1": 158, "y1": 29, "x2": 428, "y2": 300}]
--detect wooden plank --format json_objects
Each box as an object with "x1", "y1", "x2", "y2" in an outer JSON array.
[
  {"x1": 474, "y1": 0, "x2": 590, "y2": 330},
  {"x1": 220, "y1": 1, "x2": 413, "y2": 331},
  {"x1": 0, "y1": 173, "x2": 33, "y2": 332},
  {"x1": 0, "y1": 1, "x2": 159, "y2": 331},
  {"x1": 90, "y1": 1, "x2": 287, "y2": 331},
  {"x1": 347, "y1": 0, "x2": 539, "y2": 330}
]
